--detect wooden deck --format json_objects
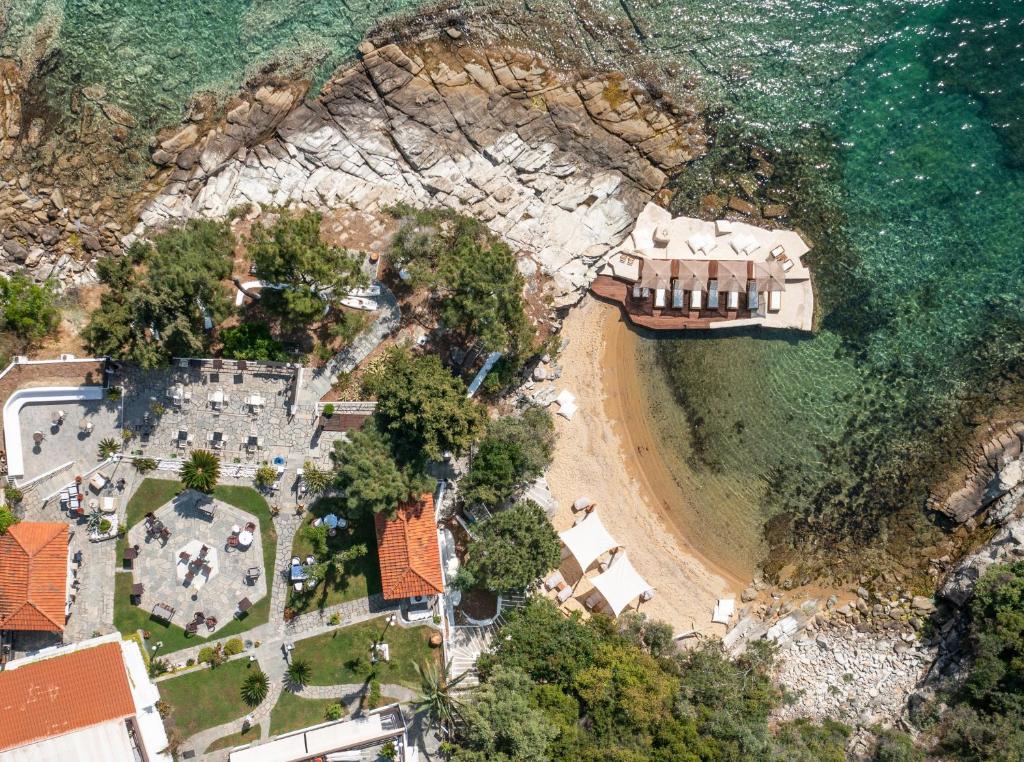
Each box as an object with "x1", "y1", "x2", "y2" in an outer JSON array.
[{"x1": 589, "y1": 275, "x2": 756, "y2": 331}]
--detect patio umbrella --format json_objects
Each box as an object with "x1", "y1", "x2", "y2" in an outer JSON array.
[
  {"x1": 324, "y1": 514, "x2": 339, "y2": 529},
  {"x1": 638, "y1": 258, "x2": 672, "y2": 290},
  {"x1": 717, "y1": 261, "x2": 747, "y2": 293},
  {"x1": 676, "y1": 260, "x2": 709, "y2": 291},
  {"x1": 753, "y1": 260, "x2": 786, "y2": 292}
]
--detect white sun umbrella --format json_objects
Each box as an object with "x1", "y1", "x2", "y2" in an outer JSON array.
[
  {"x1": 590, "y1": 553, "x2": 653, "y2": 616},
  {"x1": 558, "y1": 512, "x2": 618, "y2": 572}
]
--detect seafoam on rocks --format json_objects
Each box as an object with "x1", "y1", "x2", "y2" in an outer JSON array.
[{"x1": 139, "y1": 41, "x2": 702, "y2": 304}]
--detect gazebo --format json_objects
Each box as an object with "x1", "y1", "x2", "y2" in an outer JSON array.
[
  {"x1": 558, "y1": 512, "x2": 618, "y2": 572},
  {"x1": 589, "y1": 553, "x2": 653, "y2": 617}
]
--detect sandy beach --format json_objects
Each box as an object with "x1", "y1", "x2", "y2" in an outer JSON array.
[{"x1": 544, "y1": 296, "x2": 746, "y2": 635}]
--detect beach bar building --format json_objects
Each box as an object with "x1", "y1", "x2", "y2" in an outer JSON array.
[{"x1": 591, "y1": 203, "x2": 814, "y2": 332}]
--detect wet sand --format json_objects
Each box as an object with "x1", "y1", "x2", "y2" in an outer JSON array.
[{"x1": 545, "y1": 297, "x2": 746, "y2": 634}]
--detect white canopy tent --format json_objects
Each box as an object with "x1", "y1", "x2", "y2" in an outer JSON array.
[
  {"x1": 590, "y1": 553, "x2": 653, "y2": 616},
  {"x1": 559, "y1": 513, "x2": 618, "y2": 572}
]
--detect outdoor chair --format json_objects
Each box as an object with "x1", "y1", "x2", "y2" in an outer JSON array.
[
  {"x1": 206, "y1": 617, "x2": 217, "y2": 631},
  {"x1": 227, "y1": 536, "x2": 240, "y2": 548},
  {"x1": 556, "y1": 584, "x2": 573, "y2": 604},
  {"x1": 245, "y1": 522, "x2": 256, "y2": 532},
  {"x1": 179, "y1": 552, "x2": 190, "y2": 563},
  {"x1": 543, "y1": 570, "x2": 565, "y2": 591},
  {"x1": 185, "y1": 622, "x2": 198, "y2": 635},
  {"x1": 246, "y1": 567, "x2": 261, "y2": 582},
  {"x1": 584, "y1": 592, "x2": 603, "y2": 611},
  {"x1": 194, "y1": 612, "x2": 204, "y2": 623},
  {"x1": 201, "y1": 563, "x2": 211, "y2": 576}
]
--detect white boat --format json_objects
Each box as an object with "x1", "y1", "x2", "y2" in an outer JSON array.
[{"x1": 340, "y1": 296, "x2": 377, "y2": 311}]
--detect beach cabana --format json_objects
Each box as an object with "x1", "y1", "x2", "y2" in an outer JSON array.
[
  {"x1": 559, "y1": 512, "x2": 618, "y2": 572},
  {"x1": 590, "y1": 553, "x2": 653, "y2": 616},
  {"x1": 639, "y1": 259, "x2": 672, "y2": 290}
]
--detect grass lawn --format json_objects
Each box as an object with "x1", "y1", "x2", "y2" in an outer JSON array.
[
  {"x1": 158, "y1": 658, "x2": 259, "y2": 737},
  {"x1": 291, "y1": 618, "x2": 438, "y2": 690},
  {"x1": 207, "y1": 725, "x2": 261, "y2": 752},
  {"x1": 269, "y1": 690, "x2": 342, "y2": 736},
  {"x1": 287, "y1": 498, "x2": 382, "y2": 615},
  {"x1": 114, "y1": 482, "x2": 278, "y2": 654}
]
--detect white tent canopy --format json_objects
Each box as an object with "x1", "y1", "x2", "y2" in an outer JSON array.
[
  {"x1": 590, "y1": 553, "x2": 653, "y2": 616},
  {"x1": 559, "y1": 513, "x2": 618, "y2": 572}
]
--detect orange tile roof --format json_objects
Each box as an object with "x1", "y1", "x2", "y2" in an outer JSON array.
[
  {"x1": 375, "y1": 494, "x2": 444, "y2": 600},
  {"x1": 0, "y1": 641, "x2": 136, "y2": 752},
  {"x1": 0, "y1": 522, "x2": 69, "y2": 633}
]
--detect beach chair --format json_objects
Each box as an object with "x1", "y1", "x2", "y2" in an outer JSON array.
[
  {"x1": 584, "y1": 592, "x2": 603, "y2": 611},
  {"x1": 690, "y1": 289, "x2": 702, "y2": 311},
  {"x1": 544, "y1": 570, "x2": 566, "y2": 591},
  {"x1": 707, "y1": 279, "x2": 719, "y2": 310},
  {"x1": 747, "y1": 281, "x2": 759, "y2": 311},
  {"x1": 556, "y1": 584, "x2": 574, "y2": 604},
  {"x1": 654, "y1": 288, "x2": 666, "y2": 309},
  {"x1": 727, "y1": 291, "x2": 739, "y2": 311},
  {"x1": 768, "y1": 290, "x2": 782, "y2": 312}
]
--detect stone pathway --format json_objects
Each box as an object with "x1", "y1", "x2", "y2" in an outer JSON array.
[{"x1": 299, "y1": 283, "x2": 400, "y2": 404}]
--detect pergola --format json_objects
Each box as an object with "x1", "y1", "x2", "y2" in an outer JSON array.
[
  {"x1": 558, "y1": 513, "x2": 618, "y2": 572},
  {"x1": 590, "y1": 553, "x2": 653, "y2": 616}
]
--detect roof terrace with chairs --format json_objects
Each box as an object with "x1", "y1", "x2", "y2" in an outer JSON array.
[{"x1": 591, "y1": 203, "x2": 815, "y2": 332}]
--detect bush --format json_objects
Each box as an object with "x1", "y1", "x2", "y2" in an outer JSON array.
[
  {"x1": 223, "y1": 638, "x2": 244, "y2": 656},
  {"x1": 134, "y1": 457, "x2": 157, "y2": 474},
  {"x1": 368, "y1": 679, "x2": 382, "y2": 709},
  {"x1": 254, "y1": 464, "x2": 277, "y2": 489},
  {"x1": 461, "y1": 408, "x2": 555, "y2": 508},
  {"x1": 0, "y1": 274, "x2": 59, "y2": 343},
  {"x1": 98, "y1": 518, "x2": 112, "y2": 534},
  {"x1": 148, "y1": 657, "x2": 170, "y2": 678},
  {"x1": 197, "y1": 647, "x2": 215, "y2": 664},
  {"x1": 328, "y1": 613, "x2": 341, "y2": 626},
  {"x1": 106, "y1": 386, "x2": 123, "y2": 401},
  {"x1": 322, "y1": 403, "x2": 335, "y2": 417},
  {"x1": 4, "y1": 486, "x2": 23, "y2": 504},
  {"x1": 325, "y1": 703, "x2": 344, "y2": 721}
]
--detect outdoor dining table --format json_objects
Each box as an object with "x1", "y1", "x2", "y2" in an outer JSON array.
[
  {"x1": 290, "y1": 564, "x2": 309, "y2": 582},
  {"x1": 237, "y1": 530, "x2": 254, "y2": 547},
  {"x1": 78, "y1": 419, "x2": 93, "y2": 433}
]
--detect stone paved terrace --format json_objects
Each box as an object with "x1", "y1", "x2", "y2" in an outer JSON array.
[
  {"x1": 17, "y1": 396, "x2": 121, "y2": 482},
  {"x1": 127, "y1": 492, "x2": 267, "y2": 634}
]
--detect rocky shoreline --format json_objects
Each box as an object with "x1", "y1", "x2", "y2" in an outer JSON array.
[{"x1": 134, "y1": 35, "x2": 703, "y2": 305}]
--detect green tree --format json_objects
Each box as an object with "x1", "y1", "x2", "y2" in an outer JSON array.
[
  {"x1": 461, "y1": 408, "x2": 554, "y2": 507},
  {"x1": 455, "y1": 665, "x2": 557, "y2": 761},
  {"x1": 249, "y1": 211, "x2": 367, "y2": 327},
  {"x1": 134, "y1": 457, "x2": 157, "y2": 474},
  {"x1": 181, "y1": 450, "x2": 220, "y2": 493},
  {"x1": 0, "y1": 274, "x2": 59, "y2": 343},
  {"x1": 241, "y1": 669, "x2": 270, "y2": 706},
  {"x1": 330, "y1": 423, "x2": 432, "y2": 518},
  {"x1": 83, "y1": 221, "x2": 235, "y2": 368},
  {"x1": 0, "y1": 504, "x2": 18, "y2": 534},
  {"x1": 457, "y1": 501, "x2": 560, "y2": 593},
  {"x1": 363, "y1": 347, "x2": 485, "y2": 462},
  {"x1": 388, "y1": 205, "x2": 533, "y2": 356},
  {"x1": 219, "y1": 323, "x2": 286, "y2": 361}
]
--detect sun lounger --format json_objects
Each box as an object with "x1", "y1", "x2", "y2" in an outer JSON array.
[
  {"x1": 727, "y1": 291, "x2": 739, "y2": 310},
  {"x1": 747, "y1": 281, "x2": 759, "y2": 311},
  {"x1": 707, "y1": 279, "x2": 719, "y2": 309},
  {"x1": 584, "y1": 592, "x2": 603, "y2": 611},
  {"x1": 654, "y1": 288, "x2": 666, "y2": 308},
  {"x1": 690, "y1": 289, "x2": 702, "y2": 310},
  {"x1": 544, "y1": 570, "x2": 566, "y2": 590},
  {"x1": 572, "y1": 496, "x2": 595, "y2": 512},
  {"x1": 781, "y1": 258, "x2": 795, "y2": 272},
  {"x1": 671, "y1": 286, "x2": 684, "y2": 309},
  {"x1": 768, "y1": 290, "x2": 782, "y2": 312},
  {"x1": 769, "y1": 245, "x2": 785, "y2": 260},
  {"x1": 556, "y1": 585, "x2": 574, "y2": 604}
]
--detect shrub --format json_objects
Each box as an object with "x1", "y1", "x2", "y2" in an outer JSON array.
[
  {"x1": 220, "y1": 322, "x2": 286, "y2": 362},
  {"x1": 181, "y1": 449, "x2": 220, "y2": 493},
  {"x1": 0, "y1": 274, "x2": 59, "y2": 342},
  {"x1": 148, "y1": 657, "x2": 170, "y2": 678},
  {"x1": 223, "y1": 638, "x2": 244, "y2": 656},
  {"x1": 368, "y1": 679, "x2": 382, "y2": 709},
  {"x1": 241, "y1": 670, "x2": 270, "y2": 707},
  {"x1": 286, "y1": 658, "x2": 312, "y2": 687},
  {"x1": 461, "y1": 408, "x2": 555, "y2": 508},
  {"x1": 328, "y1": 613, "x2": 341, "y2": 626},
  {"x1": 322, "y1": 403, "x2": 335, "y2": 417},
  {"x1": 106, "y1": 386, "x2": 123, "y2": 401},
  {"x1": 197, "y1": 647, "x2": 215, "y2": 664},
  {"x1": 325, "y1": 703, "x2": 344, "y2": 721},
  {"x1": 4, "y1": 486, "x2": 23, "y2": 504},
  {"x1": 98, "y1": 518, "x2": 112, "y2": 534},
  {"x1": 254, "y1": 464, "x2": 277, "y2": 489},
  {"x1": 380, "y1": 740, "x2": 397, "y2": 760},
  {"x1": 134, "y1": 457, "x2": 157, "y2": 474}
]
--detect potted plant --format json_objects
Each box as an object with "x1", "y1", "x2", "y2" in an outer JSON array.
[{"x1": 322, "y1": 403, "x2": 335, "y2": 418}]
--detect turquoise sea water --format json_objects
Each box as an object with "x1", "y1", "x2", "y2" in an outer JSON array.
[{"x1": 3, "y1": 1, "x2": 1023, "y2": 571}]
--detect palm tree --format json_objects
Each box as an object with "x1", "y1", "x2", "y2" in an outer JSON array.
[
  {"x1": 413, "y1": 659, "x2": 469, "y2": 737},
  {"x1": 181, "y1": 449, "x2": 220, "y2": 493},
  {"x1": 97, "y1": 437, "x2": 120, "y2": 459},
  {"x1": 286, "y1": 658, "x2": 311, "y2": 688},
  {"x1": 241, "y1": 669, "x2": 270, "y2": 706}
]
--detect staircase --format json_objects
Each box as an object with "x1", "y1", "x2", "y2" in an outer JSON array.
[{"x1": 447, "y1": 590, "x2": 528, "y2": 688}]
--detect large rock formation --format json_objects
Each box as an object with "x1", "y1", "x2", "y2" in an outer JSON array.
[
  {"x1": 139, "y1": 39, "x2": 703, "y2": 303},
  {"x1": 931, "y1": 421, "x2": 1024, "y2": 523}
]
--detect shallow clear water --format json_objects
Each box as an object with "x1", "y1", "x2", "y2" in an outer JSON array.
[{"x1": 4, "y1": 0, "x2": 1023, "y2": 568}]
